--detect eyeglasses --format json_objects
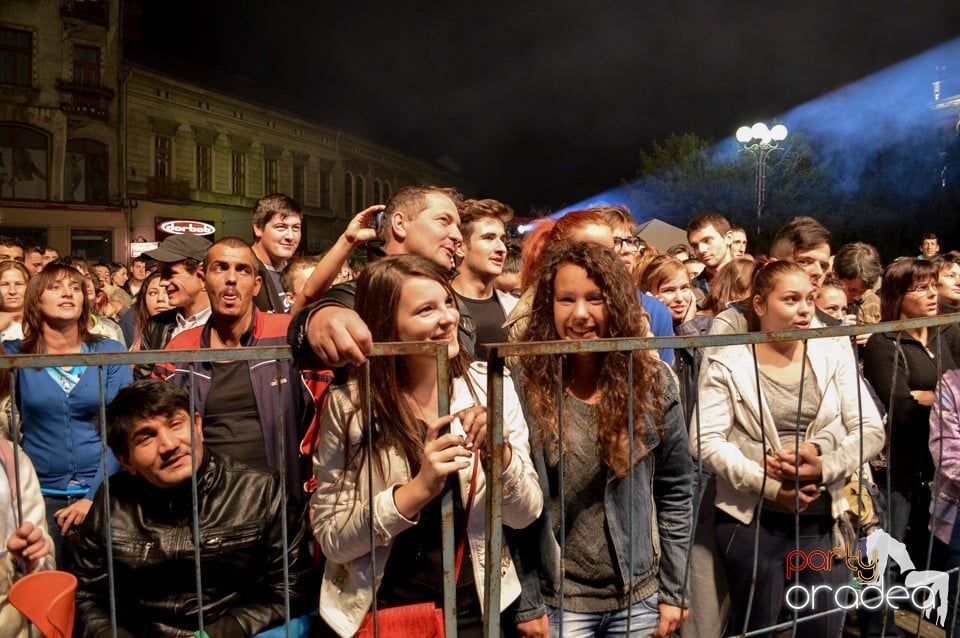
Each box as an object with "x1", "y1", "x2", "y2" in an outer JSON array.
[
  {"x1": 906, "y1": 282, "x2": 938, "y2": 295},
  {"x1": 613, "y1": 237, "x2": 643, "y2": 252}
]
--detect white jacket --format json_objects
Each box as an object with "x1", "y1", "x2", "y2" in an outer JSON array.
[
  {"x1": 311, "y1": 363, "x2": 543, "y2": 637},
  {"x1": 690, "y1": 338, "x2": 884, "y2": 525},
  {"x1": 0, "y1": 439, "x2": 56, "y2": 638}
]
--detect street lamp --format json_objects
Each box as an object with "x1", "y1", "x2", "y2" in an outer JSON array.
[{"x1": 736, "y1": 122, "x2": 788, "y2": 235}]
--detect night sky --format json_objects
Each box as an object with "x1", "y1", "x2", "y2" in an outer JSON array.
[{"x1": 135, "y1": 0, "x2": 960, "y2": 213}]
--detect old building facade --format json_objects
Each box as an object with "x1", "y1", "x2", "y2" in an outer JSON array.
[
  {"x1": 0, "y1": 0, "x2": 124, "y2": 263},
  {"x1": 0, "y1": 1, "x2": 471, "y2": 262}
]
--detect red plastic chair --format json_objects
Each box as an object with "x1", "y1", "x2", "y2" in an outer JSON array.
[{"x1": 7, "y1": 570, "x2": 77, "y2": 638}]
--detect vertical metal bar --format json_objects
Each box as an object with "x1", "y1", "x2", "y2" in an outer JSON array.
[
  {"x1": 96, "y1": 365, "x2": 119, "y2": 637},
  {"x1": 742, "y1": 343, "x2": 764, "y2": 635},
  {"x1": 187, "y1": 367, "x2": 205, "y2": 637},
  {"x1": 363, "y1": 360, "x2": 379, "y2": 638},
  {"x1": 626, "y1": 350, "x2": 634, "y2": 635},
  {"x1": 877, "y1": 333, "x2": 904, "y2": 638},
  {"x1": 855, "y1": 344, "x2": 866, "y2": 541},
  {"x1": 483, "y1": 348, "x2": 504, "y2": 638},
  {"x1": 788, "y1": 338, "x2": 809, "y2": 638},
  {"x1": 926, "y1": 334, "x2": 944, "y2": 572},
  {"x1": 556, "y1": 354, "x2": 565, "y2": 636},
  {"x1": 437, "y1": 346, "x2": 456, "y2": 638},
  {"x1": 682, "y1": 343, "x2": 703, "y2": 617},
  {"x1": 271, "y1": 358, "x2": 292, "y2": 637},
  {"x1": 9, "y1": 370, "x2": 22, "y2": 526}
]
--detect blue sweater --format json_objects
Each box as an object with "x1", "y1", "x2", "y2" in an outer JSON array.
[
  {"x1": 640, "y1": 293, "x2": 675, "y2": 365},
  {"x1": 4, "y1": 338, "x2": 132, "y2": 499}
]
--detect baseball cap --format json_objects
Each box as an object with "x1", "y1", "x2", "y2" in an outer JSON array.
[{"x1": 144, "y1": 235, "x2": 211, "y2": 263}]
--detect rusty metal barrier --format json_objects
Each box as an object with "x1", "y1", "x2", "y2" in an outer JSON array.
[
  {"x1": 3, "y1": 312, "x2": 960, "y2": 637},
  {"x1": 484, "y1": 312, "x2": 960, "y2": 638}
]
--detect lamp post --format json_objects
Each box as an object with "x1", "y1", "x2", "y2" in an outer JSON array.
[{"x1": 736, "y1": 122, "x2": 788, "y2": 235}]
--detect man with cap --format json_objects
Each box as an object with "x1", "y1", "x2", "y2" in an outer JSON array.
[{"x1": 135, "y1": 234, "x2": 212, "y2": 378}]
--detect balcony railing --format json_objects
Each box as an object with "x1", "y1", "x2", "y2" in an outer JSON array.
[
  {"x1": 60, "y1": 0, "x2": 108, "y2": 28},
  {"x1": 56, "y1": 79, "x2": 114, "y2": 121}
]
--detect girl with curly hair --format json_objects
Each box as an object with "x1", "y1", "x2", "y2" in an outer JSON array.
[{"x1": 511, "y1": 240, "x2": 693, "y2": 637}]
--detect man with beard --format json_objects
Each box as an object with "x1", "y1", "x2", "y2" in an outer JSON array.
[{"x1": 153, "y1": 238, "x2": 314, "y2": 505}]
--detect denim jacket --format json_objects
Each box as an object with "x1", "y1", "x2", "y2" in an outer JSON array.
[{"x1": 507, "y1": 361, "x2": 693, "y2": 623}]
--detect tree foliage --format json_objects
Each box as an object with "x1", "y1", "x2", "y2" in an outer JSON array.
[{"x1": 626, "y1": 129, "x2": 949, "y2": 256}]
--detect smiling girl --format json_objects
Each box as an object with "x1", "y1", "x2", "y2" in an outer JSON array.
[
  {"x1": 514, "y1": 241, "x2": 692, "y2": 638},
  {"x1": 311, "y1": 255, "x2": 541, "y2": 637}
]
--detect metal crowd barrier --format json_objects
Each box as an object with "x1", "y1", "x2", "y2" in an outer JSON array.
[{"x1": 2, "y1": 313, "x2": 960, "y2": 637}]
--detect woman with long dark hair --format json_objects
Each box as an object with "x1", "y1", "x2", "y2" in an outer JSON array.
[
  {"x1": 514, "y1": 241, "x2": 692, "y2": 637},
  {"x1": 119, "y1": 271, "x2": 170, "y2": 351},
  {"x1": 311, "y1": 255, "x2": 542, "y2": 637},
  {"x1": 863, "y1": 258, "x2": 960, "y2": 556},
  {"x1": 2, "y1": 264, "x2": 132, "y2": 567}
]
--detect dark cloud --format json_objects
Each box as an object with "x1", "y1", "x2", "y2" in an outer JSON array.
[{"x1": 139, "y1": 0, "x2": 960, "y2": 211}]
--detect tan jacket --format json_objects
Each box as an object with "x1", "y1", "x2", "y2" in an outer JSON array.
[
  {"x1": 0, "y1": 439, "x2": 56, "y2": 638},
  {"x1": 690, "y1": 337, "x2": 884, "y2": 525},
  {"x1": 311, "y1": 364, "x2": 543, "y2": 637}
]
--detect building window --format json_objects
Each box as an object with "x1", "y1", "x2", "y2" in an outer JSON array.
[
  {"x1": 293, "y1": 164, "x2": 305, "y2": 204},
  {"x1": 264, "y1": 158, "x2": 277, "y2": 193},
  {"x1": 383, "y1": 181, "x2": 392, "y2": 202},
  {"x1": 196, "y1": 144, "x2": 212, "y2": 191},
  {"x1": 355, "y1": 174, "x2": 365, "y2": 210},
  {"x1": 71, "y1": 229, "x2": 112, "y2": 265},
  {"x1": 0, "y1": 123, "x2": 49, "y2": 199},
  {"x1": 0, "y1": 27, "x2": 32, "y2": 87},
  {"x1": 154, "y1": 136, "x2": 171, "y2": 178},
  {"x1": 231, "y1": 151, "x2": 246, "y2": 196},
  {"x1": 66, "y1": 138, "x2": 107, "y2": 202},
  {"x1": 373, "y1": 179, "x2": 382, "y2": 204},
  {"x1": 319, "y1": 168, "x2": 331, "y2": 209},
  {"x1": 343, "y1": 172, "x2": 354, "y2": 214},
  {"x1": 72, "y1": 44, "x2": 100, "y2": 86}
]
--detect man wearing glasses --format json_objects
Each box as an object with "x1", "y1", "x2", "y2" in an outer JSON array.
[{"x1": 598, "y1": 205, "x2": 675, "y2": 365}]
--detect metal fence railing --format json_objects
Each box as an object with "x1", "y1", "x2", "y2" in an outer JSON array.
[{"x1": 2, "y1": 313, "x2": 960, "y2": 637}]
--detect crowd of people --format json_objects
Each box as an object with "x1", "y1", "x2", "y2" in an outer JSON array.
[{"x1": 1, "y1": 186, "x2": 960, "y2": 637}]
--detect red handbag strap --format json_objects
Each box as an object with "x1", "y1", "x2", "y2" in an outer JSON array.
[{"x1": 453, "y1": 452, "x2": 480, "y2": 581}]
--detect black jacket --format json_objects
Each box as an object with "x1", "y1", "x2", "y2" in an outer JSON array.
[
  {"x1": 862, "y1": 327, "x2": 960, "y2": 489},
  {"x1": 253, "y1": 256, "x2": 287, "y2": 314},
  {"x1": 135, "y1": 307, "x2": 180, "y2": 379},
  {"x1": 73, "y1": 451, "x2": 314, "y2": 638}
]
